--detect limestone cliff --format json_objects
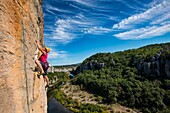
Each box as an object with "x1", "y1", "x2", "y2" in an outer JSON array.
[
  {"x1": 136, "y1": 51, "x2": 170, "y2": 77},
  {"x1": 74, "y1": 47, "x2": 170, "y2": 78},
  {"x1": 0, "y1": 0, "x2": 47, "y2": 113},
  {"x1": 75, "y1": 60, "x2": 105, "y2": 74}
]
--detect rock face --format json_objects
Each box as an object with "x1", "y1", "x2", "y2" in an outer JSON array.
[
  {"x1": 0, "y1": 0, "x2": 47, "y2": 113},
  {"x1": 75, "y1": 60, "x2": 105, "y2": 74},
  {"x1": 75, "y1": 51, "x2": 170, "y2": 78},
  {"x1": 136, "y1": 52, "x2": 170, "y2": 77}
]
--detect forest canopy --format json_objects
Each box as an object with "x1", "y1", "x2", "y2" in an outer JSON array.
[{"x1": 73, "y1": 43, "x2": 170, "y2": 113}]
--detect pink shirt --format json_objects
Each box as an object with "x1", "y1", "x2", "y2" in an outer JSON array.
[{"x1": 39, "y1": 53, "x2": 48, "y2": 62}]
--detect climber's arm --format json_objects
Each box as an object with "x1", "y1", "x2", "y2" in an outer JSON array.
[{"x1": 35, "y1": 40, "x2": 46, "y2": 55}]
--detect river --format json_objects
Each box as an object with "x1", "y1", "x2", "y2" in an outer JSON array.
[{"x1": 48, "y1": 98, "x2": 72, "y2": 113}]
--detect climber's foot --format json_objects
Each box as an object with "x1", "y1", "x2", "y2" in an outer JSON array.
[
  {"x1": 45, "y1": 84, "x2": 49, "y2": 88},
  {"x1": 41, "y1": 70, "x2": 45, "y2": 75}
]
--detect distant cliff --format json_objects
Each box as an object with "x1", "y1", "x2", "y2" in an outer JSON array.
[
  {"x1": 134, "y1": 50, "x2": 170, "y2": 77},
  {"x1": 73, "y1": 43, "x2": 170, "y2": 112},
  {"x1": 48, "y1": 64, "x2": 78, "y2": 73},
  {"x1": 0, "y1": 0, "x2": 47, "y2": 113},
  {"x1": 75, "y1": 60, "x2": 104, "y2": 74},
  {"x1": 74, "y1": 43, "x2": 170, "y2": 78}
]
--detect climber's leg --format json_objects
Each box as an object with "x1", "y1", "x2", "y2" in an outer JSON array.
[
  {"x1": 43, "y1": 69, "x2": 49, "y2": 87},
  {"x1": 35, "y1": 59, "x2": 45, "y2": 74},
  {"x1": 44, "y1": 75, "x2": 49, "y2": 87}
]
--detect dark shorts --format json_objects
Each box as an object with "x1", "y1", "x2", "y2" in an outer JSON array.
[{"x1": 40, "y1": 61, "x2": 48, "y2": 75}]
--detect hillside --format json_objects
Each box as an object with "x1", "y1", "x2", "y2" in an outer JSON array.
[
  {"x1": 72, "y1": 42, "x2": 170, "y2": 113},
  {"x1": 47, "y1": 72, "x2": 138, "y2": 113}
]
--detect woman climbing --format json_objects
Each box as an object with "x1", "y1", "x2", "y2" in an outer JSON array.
[{"x1": 35, "y1": 40, "x2": 50, "y2": 87}]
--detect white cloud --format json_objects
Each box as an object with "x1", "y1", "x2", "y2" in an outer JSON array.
[
  {"x1": 69, "y1": 4, "x2": 88, "y2": 12},
  {"x1": 48, "y1": 51, "x2": 67, "y2": 58},
  {"x1": 51, "y1": 19, "x2": 76, "y2": 44},
  {"x1": 114, "y1": 24, "x2": 170, "y2": 40},
  {"x1": 45, "y1": 4, "x2": 71, "y2": 13},
  {"x1": 48, "y1": 52, "x2": 59, "y2": 58},
  {"x1": 160, "y1": 21, "x2": 170, "y2": 25},
  {"x1": 115, "y1": 0, "x2": 146, "y2": 11},
  {"x1": 84, "y1": 26, "x2": 111, "y2": 35},
  {"x1": 113, "y1": 0, "x2": 170, "y2": 29},
  {"x1": 133, "y1": 0, "x2": 144, "y2": 6},
  {"x1": 112, "y1": 0, "x2": 170, "y2": 40},
  {"x1": 46, "y1": 9, "x2": 56, "y2": 15},
  {"x1": 148, "y1": 0, "x2": 163, "y2": 7},
  {"x1": 50, "y1": 16, "x2": 97, "y2": 44},
  {"x1": 44, "y1": 0, "x2": 170, "y2": 43},
  {"x1": 74, "y1": 0, "x2": 93, "y2": 7},
  {"x1": 151, "y1": 13, "x2": 170, "y2": 25}
]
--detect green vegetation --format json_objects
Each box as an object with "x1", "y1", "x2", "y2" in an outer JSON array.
[
  {"x1": 48, "y1": 72, "x2": 70, "y2": 81},
  {"x1": 47, "y1": 72, "x2": 108, "y2": 113},
  {"x1": 50, "y1": 89, "x2": 108, "y2": 113},
  {"x1": 82, "y1": 43, "x2": 170, "y2": 66},
  {"x1": 73, "y1": 43, "x2": 170, "y2": 113},
  {"x1": 47, "y1": 72, "x2": 70, "y2": 90}
]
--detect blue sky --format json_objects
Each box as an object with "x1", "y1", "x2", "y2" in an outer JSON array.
[{"x1": 42, "y1": 0, "x2": 170, "y2": 66}]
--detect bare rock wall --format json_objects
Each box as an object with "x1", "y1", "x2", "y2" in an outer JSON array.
[{"x1": 0, "y1": 0, "x2": 46, "y2": 113}]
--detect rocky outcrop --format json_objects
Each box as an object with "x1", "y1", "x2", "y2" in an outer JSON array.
[
  {"x1": 54, "y1": 68, "x2": 75, "y2": 73},
  {"x1": 0, "y1": 0, "x2": 47, "y2": 113},
  {"x1": 136, "y1": 51, "x2": 170, "y2": 77},
  {"x1": 75, "y1": 60, "x2": 105, "y2": 74},
  {"x1": 75, "y1": 51, "x2": 170, "y2": 78},
  {"x1": 48, "y1": 65, "x2": 54, "y2": 73},
  {"x1": 165, "y1": 60, "x2": 170, "y2": 77}
]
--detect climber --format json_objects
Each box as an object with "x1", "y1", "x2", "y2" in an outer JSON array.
[{"x1": 35, "y1": 40, "x2": 50, "y2": 87}]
